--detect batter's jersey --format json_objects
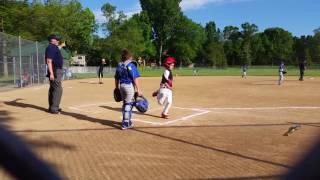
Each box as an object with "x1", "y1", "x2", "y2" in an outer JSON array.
[{"x1": 161, "y1": 69, "x2": 173, "y2": 88}]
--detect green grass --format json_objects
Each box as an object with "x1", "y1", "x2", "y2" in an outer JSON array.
[
  {"x1": 148, "y1": 66, "x2": 320, "y2": 77},
  {"x1": 71, "y1": 66, "x2": 320, "y2": 79}
]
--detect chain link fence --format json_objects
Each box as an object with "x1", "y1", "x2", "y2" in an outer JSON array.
[{"x1": 0, "y1": 32, "x2": 47, "y2": 90}]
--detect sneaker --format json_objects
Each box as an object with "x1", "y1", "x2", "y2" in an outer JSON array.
[
  {"x1": 49, "y1": 110, "x2": 60, "y2": 114},
  {"x1": 161, "y1": 113, "x2": 169, "y2": 119},
  {"x1": 121, "y1": 125, "x2": 133, "y2": 130}
]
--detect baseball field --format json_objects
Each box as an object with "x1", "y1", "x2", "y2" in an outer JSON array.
[{"x1": 0, "y1": 76, "x2": 319, "y2": 179}]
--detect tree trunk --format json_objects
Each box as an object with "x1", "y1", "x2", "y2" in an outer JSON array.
[
  {"x1": 2, "y1": 35, "x2": 8, "y2": 77},
  {"x1": 3, "y1": 55, "x2": 8, "y2": 77},
  {"x1": 158, "y1": 40, "x2": 163, "y2": 66}
]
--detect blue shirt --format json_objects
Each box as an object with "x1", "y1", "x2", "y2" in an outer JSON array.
[
  {"x1": 114, "y1": 61, "x2": 140, "y2": 84},
  {"x1": 45, "y1": 44, "x2": 63, "y2": 69}
]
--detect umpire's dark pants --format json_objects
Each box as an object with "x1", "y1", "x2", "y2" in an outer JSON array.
[
  {"x1": 299, "y1": 69, "x2": 304, "y2": 81},
  {"x1": 48, "y1": 69, "x2": 63, "y2": 112}
]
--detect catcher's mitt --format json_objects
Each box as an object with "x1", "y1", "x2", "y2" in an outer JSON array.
[
  {"x1": 113, "y1": 88, "x2": 122, "y2": 102},
  {"x1": 283, "y1": 71, "x2": 287, "y2": 74}
]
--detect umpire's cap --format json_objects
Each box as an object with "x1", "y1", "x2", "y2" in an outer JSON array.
[{"x1": 47, "y1": 34, "x2": 60, "y2": 42}]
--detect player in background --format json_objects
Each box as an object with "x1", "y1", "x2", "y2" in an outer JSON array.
[
  {"x1": 241, "y1": 64, "x2": 247, "y2": 78},
  {"x1": 299, "y1": 60, "x2": 306, "y2": 81},
  {"x1": 114, "y1": 49, "x2": 142, "y2": 130},
  {"x1": 278, "y1": 61, "x2": 286, "y2": 85},
  {"x1": 98, "y1": 58, "x2": 106, "y2": 84},
  {"x1": 152, "y1": 56, "x2": 176, "y2": 119}
]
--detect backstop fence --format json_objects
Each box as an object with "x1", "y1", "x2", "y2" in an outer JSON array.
[{"x1": 0, "y1": 32, "x2": 47, "y2": 90}]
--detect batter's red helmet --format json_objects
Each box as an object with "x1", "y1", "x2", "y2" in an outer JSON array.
[{"x1": 164, "y1": 57, "x2": 176, "y2": 68}]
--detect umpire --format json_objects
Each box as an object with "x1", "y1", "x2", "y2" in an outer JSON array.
[
  {"x1": 45, "y1": 34, "x2": 63, "y2": 114},
  {"x1": 299, "y1": 60, "x2": 306, "y2": 81}
]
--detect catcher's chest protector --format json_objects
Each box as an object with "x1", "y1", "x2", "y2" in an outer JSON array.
[{"x1": 118, "y1": 63, "x2": 130, "y2": 79}]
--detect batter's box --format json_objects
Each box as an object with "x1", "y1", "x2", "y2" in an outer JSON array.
[{"x1": 133, "y1": 106, "x2": 210, "y2": 125}]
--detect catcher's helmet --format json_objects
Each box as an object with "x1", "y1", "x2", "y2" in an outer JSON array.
[
  {"x1": 113, "y1": 88, "x2": 122, "y2": 102},
  {"x1": 134, "y1": 95, "x2": 149, "y2": 113}
]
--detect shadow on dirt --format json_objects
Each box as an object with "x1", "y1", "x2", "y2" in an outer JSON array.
[{"x1": 4, "y1": 99, "x2": 122, "y2": 130}]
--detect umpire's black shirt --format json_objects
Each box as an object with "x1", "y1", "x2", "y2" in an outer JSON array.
[{"x1": 45, "y1": 44, "x2": 63, "y2": 75}]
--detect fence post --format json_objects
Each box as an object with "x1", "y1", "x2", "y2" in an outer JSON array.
[
  {"x1": 13, "y1": 57, "x2": 16, "y2": 85},
  {"x1": 36, "y1": 41, "x2": 40, "y2": 84},
  {"x1": 2, "y1": 33, "x2": 8, "y2": 77},
  {"x1": 30, "y1": 55, "x2": 33, "y2": 85},
  {"x1": 18, "y1": 36, "x2": 22, "y2": 88}
]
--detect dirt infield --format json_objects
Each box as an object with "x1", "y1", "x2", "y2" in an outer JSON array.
[{"x1": 0, "y1": 76, "x2": 320, "y2": 179}]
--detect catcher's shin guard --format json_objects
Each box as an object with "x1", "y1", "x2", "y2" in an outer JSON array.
[{"x1": 122, "y1": 103, "x2": 133, "y2": 128}]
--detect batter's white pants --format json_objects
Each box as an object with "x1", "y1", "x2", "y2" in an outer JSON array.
[
  {"x1": 157, "y1": 88, "x2": 172, "y2": 115},
  {"x1": 279, "y1": 72, "x2": 284, "y2": 85}
]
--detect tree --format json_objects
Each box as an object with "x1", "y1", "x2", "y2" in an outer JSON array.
[
  {"x1": 263, "y1": 28, "x2": 294, "y2": 65},
  {"x1": 238, "y1": 22, "x2": 258, "y2": 66},
  {"x1": 205, "y1": 42, "x2": 227, "y2": 68},
  {"x1": 223, "y1": 26, "x2": 242, "y2": 65},
  {"x1": 201, "y1": 21, "x2": 227, "y2": 67},
  {"x1": 314, "y1": 27, "x2": 320, "y2": 34},
  {"x1": 310, "y1": 32, "x2": 320, "y2": 63},
  {"x1": 251, "y1": 33, "x2": 268, "y2": 65},
  {"x1": 101, "y1": 3, "x2": 126, "y2": 34},
  {"x1": 1, "y1": 1, "x2": 95, "y2": 54},
  {"x1": 241, "y1": 22, "x2": 258, "y2": 39},
  {"x1": 140, "y1": 0, "x2": 182, "y2": 65},
  {"x1": 240, "y1": 39, "x2": 251, "y2": 66},
  {"x1": 205, "y1": 21, "x2": 219, "y2": 42},
  {"x1": 223, "y1": 26, "x2": 240, "y2": 41},
  {"x1": 90, "y1": 8, "x2": 155, "y2": 65},
  {"x1": 168, "y1": 15, "x2": 205, "y2": 66}
]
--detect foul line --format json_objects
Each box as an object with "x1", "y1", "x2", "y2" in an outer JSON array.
[
  {"x1": 162, "y1": 109, "x2": 210, "y2": 125},
  {"x1": 202, "y1": 106, "x2": 320, "y2": 110},
  {"x1": 69, "y1": 103, "x2": 320, "y2": 126}
]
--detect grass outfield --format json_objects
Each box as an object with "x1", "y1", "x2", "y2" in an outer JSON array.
[{"x1": 72, "y1": 66, "x2": 320, "y2": 79}]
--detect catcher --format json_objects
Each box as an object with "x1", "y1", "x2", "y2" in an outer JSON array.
[
  {"x1": 152, "y1": 56, "x2": 175, "y2": 119},
  {"x1": 114, "y1": 49, "x2": 142, "y2": 130}
]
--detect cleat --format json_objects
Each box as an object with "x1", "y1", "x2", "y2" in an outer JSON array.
[
  {"x1": 152, "y1": 91, "x2": 158, "y2": 97},
  {"x1": 161, "y1": 113, "x2": 169, "y2": 119}
]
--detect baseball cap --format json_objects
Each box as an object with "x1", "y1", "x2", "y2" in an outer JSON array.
[{"x1": 47, "y1": 34, "x2": 60, "y2": 41}]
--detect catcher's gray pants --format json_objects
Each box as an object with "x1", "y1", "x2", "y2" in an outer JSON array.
[
  {"x1": 120, "y1": 83, "x2": 135, "y2": 127},
  {"x1": 48, "y1": 69, "x2": 63, "y2": 112}
]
